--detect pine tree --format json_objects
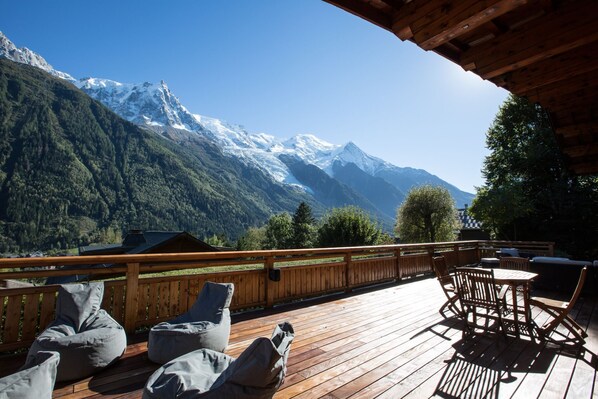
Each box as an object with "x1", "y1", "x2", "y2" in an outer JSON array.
[{"x1": 291, "y1": 202, "x2": 316, "y2": 249}]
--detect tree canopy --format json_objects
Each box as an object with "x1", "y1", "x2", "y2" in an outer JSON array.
[
  {"x1": 291, "y1": 202, "x2": 316, "y2": 249},
  {"x1": 317, "y1": 206, "x2": 383, "y2": 247},
  {"x1": 395, "y1": 185, "x2": 458, "y2": 243},
  {"x1": 263, "y1": 213, "x2": 293, "y2": 250},
  {"x1": 235, "y1": 226, "x2": 266, "y2": 251},
  {"x1": 469, "y1": 95, "x2": 598, "y2": 258}
]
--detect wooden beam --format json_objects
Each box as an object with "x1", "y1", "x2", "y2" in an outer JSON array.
[
  {"x1": 324, "y1": 0, "x2": 393, "y2": 31},
  {"x1": 543, "y1": 93, "x2": 598, "y2": 117},
  {"x1": 537, "y1": 89, "x2": 598, "y2": 117},
  {"x1": 378, "y1": 0, "x2": 404, "y2": 10},
  {"x1": 496, "y1": 42, "x2": 598, "y2": 94},
  {"x1": 561, "y1": 143, "x2": 598, "y2": 159},
  {"x1": 550, "y1": 106, "x2": 598, "y2": 127},
  {"x1": 554, "y1": 122, "x2": 598, "y2": 139},
  {"x1": 568, "y1": 160, "x2": 598, "y2": 175},
  {"x1": 525, "y1": 69, "x2": 598, "y2": 104},
  {"x1": 391, "y1": 0, "x2": 440, "y2": 40},
  {"x1": 460, "y1": 0, "x2": 598, "y2": 79},
  {"x1": 414, "y1": 0, "x2": 529, "y2": 50}
]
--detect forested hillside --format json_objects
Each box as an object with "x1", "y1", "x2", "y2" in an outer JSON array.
[{"x1": 0, "y1": 59, "x2": 313, "y2": 252}]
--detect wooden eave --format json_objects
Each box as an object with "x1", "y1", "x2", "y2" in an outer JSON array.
[{"x1": 324, "y1": 0, "x2": 598, "y2": 175}]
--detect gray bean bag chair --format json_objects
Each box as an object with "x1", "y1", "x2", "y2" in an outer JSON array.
[
  {"x1": 26, "y1": 282, "x2": 127, "y2": 382},
  {"x1": 143, "y1": 321, "x2": 294, "y2": 399},
  {"x1": 0, "y1": 351, "x2": 59, "y2": 399},
  {"x1": 148, "y1": 282, "x2": 234, "y2": 364}
]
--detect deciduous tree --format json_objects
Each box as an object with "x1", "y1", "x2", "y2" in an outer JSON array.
[
  {"x1": 395, "y1": 185, "x2": 458, "y2": 243},
  {"x1": 264, "y1": 213, "x2": 293, "y2": 249},
  {"x1": 236, "y1": 227, "x2": 266, "y2": 251},
  {"x1": 317, "y1": 206, "x2": 383, "y2": 247},
  {"x1": 469, "y1": 95, "x2": 598, "y2": 258}
]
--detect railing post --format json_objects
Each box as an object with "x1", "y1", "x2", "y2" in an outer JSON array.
[
  {"x1": 265, "y1": 256, "x2": 275, "y2": 308},
  {"x1": 548, "y1": 243, "x2": 554, "y2": 256},
  {"x1": 453, "y1": 244, "x2": 460, "y2": 267},
  {"x1": 395, "y1": 248, "x2": 402, "y2": 280},
  {"x1": 476, "y1": 241, "x2": 481, "y2": 263},
  {"x1": 344, "y1": 252, "x2": 352, "y2": 292},
  {"x1": 428, "y1": 247, "x2": 435, "y2": 274},
  {"x1": 124, "y1": 262, "x2": 140, "y2": 334}
]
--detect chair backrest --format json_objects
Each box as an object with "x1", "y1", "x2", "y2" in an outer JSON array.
[
  {"x1": 215, "y1": 322, "x2": 295, "y2": 392},
  {"x1": 187, "y1": 282, "x2": 235, "y2": 322},
  {"x1": 2, "y1": 351, "x2": 59, "y2": 398},
  {"x1": 564, "y1": 266, "x2": 588, "y2": 313},
  {"x1": 454, "y1": 267, "x2": 501, "y2": 310},
  {"x1": 56, "y1": 282, "x2": 104, "y2": 331},
  {"x1": 499, "y1": 256, "x2": 530, "y2": 271},
  {"x1": 432, "y1": 256, "x2": 452, "y2": 286}
]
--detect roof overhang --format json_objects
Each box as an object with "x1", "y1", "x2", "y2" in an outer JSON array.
[{"x1": 325, "y1": 0, "x2": 598, "y2": 175}]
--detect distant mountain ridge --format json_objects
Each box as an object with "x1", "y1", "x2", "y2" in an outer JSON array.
[
  {"x1": 0, "y1": 31, "x2": 474, "y2": 244},
  {"x1": 73, "y1": 76, "x2": 474, "y2": 210},
  {"x1": 0, "y1": 58, "x2": 318, "y2": 251},
  {"x1": 0, "y1": 31, "x2": 76, "y2": 82}
]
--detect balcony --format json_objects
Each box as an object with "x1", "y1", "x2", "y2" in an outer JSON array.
[{"x1": 0, "y1": 240, "x2": 596, "y2": 398}]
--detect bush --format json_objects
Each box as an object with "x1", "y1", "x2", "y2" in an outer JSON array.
[{"x1": 317, "y1": 206, "x2": 383, "y2": 247}]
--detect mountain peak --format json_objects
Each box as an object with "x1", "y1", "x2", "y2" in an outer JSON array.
[
  {"x1": 343, "y1": 141, "x2": 360, "y2": 151},
  {"x1": 0, "y1": 31, "x2": 76, "y2": 83}
]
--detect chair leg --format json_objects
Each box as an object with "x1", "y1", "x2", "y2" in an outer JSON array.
[
  {"x1": 557, "y1": 316, "x2": 588, "y2": 343},
  {"x1": 535, "y1": 305, "x2": 587, "y2": 345},
  {"x1": 448, "y1": 296, "x2": 463, "y2": 318},
  {"x1": 439, "y1": 299, "x2": 450, "y2": 317},
  {"x1": 462, "y1": 307, "x2": 473, "y2": 340},
  {"x1": 439, "y1": 296, "x2": 463, "y2": 318},
  {"x1": 497, "y1": 312, "x2": 508, "y2": 341}
]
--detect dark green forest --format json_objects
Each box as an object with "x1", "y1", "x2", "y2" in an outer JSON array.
[
  {"x1": 0, "y1": 59, "x2": 314, "y2": 252},
  {"x1": 470, "y1": 95, "x2": 598, "y2": 259}
]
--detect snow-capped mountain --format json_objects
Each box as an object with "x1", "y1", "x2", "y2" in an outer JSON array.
[
  {"x1": 0, "y1": 31, "x2": 75, "y2": 82},
  {"x1": 75, "y1": 76, "x2": 393, "y2": 194},
  {"x1": 76, "y1": 78, "x2": 204, "y2": 131},
  {"x1": 0, "y1": 31, "x2": 474, "y2": 211}
]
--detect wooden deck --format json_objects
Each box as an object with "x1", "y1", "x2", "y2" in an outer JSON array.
[{"x1": 1, "y1": 276, "x2": 596, "y2": 398}]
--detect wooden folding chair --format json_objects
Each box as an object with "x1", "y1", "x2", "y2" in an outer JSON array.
[
  {"x1": 499, "y1": 256, "x2": 530, "y2": 271},
  {"x1": 454, "y1": 267, "x2": 508, "y2": 339},
  {"x1": 499, "y1": 256, "x2": 531, "y2": 295},
  {"x1": 431, "y1": 256, "x2": 463, "y2": 318},
  {"x1": 530, "y1": 266, "x2": 588, "y2": 345}
]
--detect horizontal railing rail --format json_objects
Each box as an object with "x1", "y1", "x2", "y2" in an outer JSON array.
[{"x1": 0, "y1": 240, "x2": 554, "y2": 351}]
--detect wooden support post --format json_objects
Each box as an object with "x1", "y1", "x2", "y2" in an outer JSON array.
[
  {"x1": 476, "y1": 242, "x2": 481, "y2": 263},
  {"x1": 395, "y1": 249, "x2": 402, "y2": 281},
  {"x1": 428, "y1": 247, "x2": 435, "y2": 274},
  {"x1": 453, "y1": 244, "x2": 460, "y2": 267},
  {"x1": 548, "y1": 243, "x2": 555, "y2": 256},
  {"x1": 265, "y1": 256, "x2": 275, "y2": 308},
  {"x1": 124, "y1": 262, "x2": 140, "y2": 334},
  {"x1": 344, "y1": 253, "x2": 352, "y2": 292}
]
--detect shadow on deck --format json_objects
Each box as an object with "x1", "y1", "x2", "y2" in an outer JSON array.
[{"x1": 1, "y1": 277, "x2": 596, "y2": 398}]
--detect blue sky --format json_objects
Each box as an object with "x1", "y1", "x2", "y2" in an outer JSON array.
[{"x1": 2, "y1": 0, "x2": 508, "y2": 193}]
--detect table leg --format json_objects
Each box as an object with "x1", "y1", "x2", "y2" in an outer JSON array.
[
  {"x1": 523, "y1": 282, "x2": 535, "y2": 343},
  {"x1": 511, "y1": 284, "x2": 520, "y2": 336}
]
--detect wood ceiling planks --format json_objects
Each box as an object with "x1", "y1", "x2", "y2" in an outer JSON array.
[{"x1": 324, "y1": 0, "x2": 598, "y2": 175}]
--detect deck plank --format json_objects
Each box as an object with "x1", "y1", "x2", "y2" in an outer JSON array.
[{"x1": 0, "y1": 277, "x2": 595, "y2": 399}]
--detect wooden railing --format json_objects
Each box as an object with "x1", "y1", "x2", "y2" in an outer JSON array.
[{"x1": 0, "y1": 240, "x2": 553, "y2": 351}]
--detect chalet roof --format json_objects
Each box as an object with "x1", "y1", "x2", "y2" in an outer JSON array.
[
  {"x1": 79, "y1": 231, "x2": 217, "y2": 255},
  {"x1": 325, "y1": 0, "x2": 598, "y2": 175},
  {"x1": 458, "y1": 208, "x2": 482, "y2": 230}
]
